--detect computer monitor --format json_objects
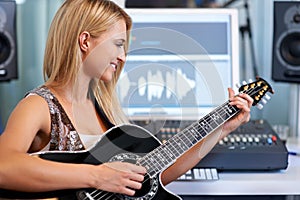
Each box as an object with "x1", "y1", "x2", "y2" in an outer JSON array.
[{"x1": 118, "y1": 8, "x2": 240, "y2": 121}]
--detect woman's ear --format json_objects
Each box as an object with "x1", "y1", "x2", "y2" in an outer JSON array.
[{"x1": 78, "y1": 31, "x2": 91, "y2": 53}]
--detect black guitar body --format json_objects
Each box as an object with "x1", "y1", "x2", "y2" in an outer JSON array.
[{"x1": 0, "y1": 124, "x2": 181, "y2": 200}]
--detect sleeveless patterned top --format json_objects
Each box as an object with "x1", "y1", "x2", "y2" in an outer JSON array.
[{"x1": 26, "y1": 85, "x2": 113, "y2": 151}]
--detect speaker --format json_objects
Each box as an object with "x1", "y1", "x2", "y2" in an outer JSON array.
[
  {"x1": 272, "y1": 1, "x2": 300, "y2": 83},
  {"x1": 0, "y1": 0, "x2": 17, "y2": 81}
]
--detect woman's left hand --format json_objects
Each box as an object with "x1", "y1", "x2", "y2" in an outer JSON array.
[{"x1": 222, "y1": 88, "x2": 254, "y2": 135}]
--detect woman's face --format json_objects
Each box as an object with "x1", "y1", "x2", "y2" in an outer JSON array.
[{"x1": 82, "y1": 19, "x2": 127, "y2": 82}]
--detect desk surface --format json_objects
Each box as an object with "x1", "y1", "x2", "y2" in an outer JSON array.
[{"x1": 166, "y1": 137, "x2": 300, "y2": 195}]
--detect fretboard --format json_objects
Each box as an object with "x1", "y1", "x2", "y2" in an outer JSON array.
[{"x1": 137, "y1": 100, "x2": 240, "y2": 177}]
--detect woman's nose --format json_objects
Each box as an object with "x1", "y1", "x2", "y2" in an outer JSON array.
[{"x1": 117, "y1": 51, "x2": 126, "y2": 63}]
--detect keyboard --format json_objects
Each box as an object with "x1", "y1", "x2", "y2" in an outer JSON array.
[{"x1": 177, "y1": 168, "x2": 219, "y2": 181}]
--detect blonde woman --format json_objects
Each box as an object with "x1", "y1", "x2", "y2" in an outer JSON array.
[{"x1": 0, "y1": 0, "x2": 253, "y2": 199}]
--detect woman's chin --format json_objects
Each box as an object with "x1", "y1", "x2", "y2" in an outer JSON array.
[{"x1": 99, "y1": 75, "x2": 113, "y2": 83}]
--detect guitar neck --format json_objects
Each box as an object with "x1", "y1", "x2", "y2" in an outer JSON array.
[{"x1": 138, "y1": 100, "x2": 240, "y2": 177}]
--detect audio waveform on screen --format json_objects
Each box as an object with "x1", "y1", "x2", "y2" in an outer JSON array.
[{"x1": 118, "y1": 68, "x2": 196, "y2": 104}]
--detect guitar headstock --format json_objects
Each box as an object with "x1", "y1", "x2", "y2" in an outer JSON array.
[{"x1": 238, "y1": 77, "x2": 274, "y2": 109}]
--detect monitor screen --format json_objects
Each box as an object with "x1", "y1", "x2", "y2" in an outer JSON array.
[{"x1": 118, "y1": 9, "x2": 240, "y2": 120}]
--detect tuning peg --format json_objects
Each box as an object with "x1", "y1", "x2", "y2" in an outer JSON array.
[
  {"x1": 236, "y1": 83, "x2": 241, "y2": 88},
  {"x1": 261, "y1": 98, "x2": 267, "y2": 104},
  {"x1": 265, "y1": 94, "x2": 271, "y2": 100},
  {"x1": 248, "y1": 78, "x2": 253, "y2": 83},
  {"x1": 256, "y1": 103, "x2": 264, "y2": 110},
  {"x1": 242, "y1": 81, "x2": 247, "y2": 85}
]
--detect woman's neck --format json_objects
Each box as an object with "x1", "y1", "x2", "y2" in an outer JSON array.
[{"x1": 47, "y1": 80, "x2": 91, "y2": 104}]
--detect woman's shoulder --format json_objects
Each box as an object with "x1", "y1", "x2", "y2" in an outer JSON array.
[
  {"x1": 2, "y1": 87, "x2": 52, "y2": 151},
  {"x1": 6, "y1": 87, "x2": 51, "y2": 131},
  {"x1": 19, "y1": 86, "x2": 50, "y2": 110},
  {"x1": 25, "y1": 85, "x2": 54, "y2": 100},
  {"x1": 15, "y1": 85, "x2": 53, "y2": 114},
  {"x1": 24, "y1": 85, "x2": 60, "y2": 108}
]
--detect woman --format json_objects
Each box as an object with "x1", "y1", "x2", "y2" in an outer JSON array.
[{"x1": 0, "y1": 0, "x2": 253, "y2": 198}]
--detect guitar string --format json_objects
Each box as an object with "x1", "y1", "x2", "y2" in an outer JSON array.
[
  {"x1": 85, "y1": 85, "x2": 261, "y2": 200},
  {"x1": 138, "y1": 100, "x2": 237, "y2": 172},
  {"x1": 109, "y1": 85, "x2": 259, "y2": 200},
  {"x1": 151, "y1": 82, "x2": 264, "y2": 166},
  {"x1": 83, "y1": 97, "x2": 241, "y2": 200},
  {"x1": 139, "y1": 99, "x2": 236, "y2": 168},
  {"x1": 138, "y1": 86, "x2": 257, "y2": 172},
  {"x1": 83, "y1": 84, "x2": 264, "y2": 200},
  {"x1": 83, "y1": 85, "x2": 261, "y2": 200},
  {"x1": 83, "y1": 190, "x2": 120, "y2": 200},
  {"x1": 158, "y1": 85, "x2": 260, "y2": 166},
  {"x1": 136, "y1": 85, "x2": 259, "y2": 181},
  {"x1": 90, "y1": 189, "x2": 113, "y2": 199}
]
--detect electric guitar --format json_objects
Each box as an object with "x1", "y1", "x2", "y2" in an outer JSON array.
[{"x1": 0, "y1": 77, "x2": 274, "y2": 200}]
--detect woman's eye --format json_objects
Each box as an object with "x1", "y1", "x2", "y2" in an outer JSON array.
[{"x1": 116, "y1": 43, "x2": 124, "y2": 48}]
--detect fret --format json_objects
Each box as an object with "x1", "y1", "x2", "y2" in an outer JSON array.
[
  {"x1": 192, "y1": 125, "x2": 205, "y2": 140},
  {"x1": 148, "y1": 156, "x2": 161, "y2": 172},
  {"x1": 139, "y1": 140, "x2": 179, "y2": 175},
  {"x1": 202, "y1": 117, "x2": 213, "y2": 131},
  {"x1": 221, "y1": 103, "x2": 234, "y2": 120},
  {"x1": 179, "y1": 130, "x2": 194, "y2": 147},
  {"x1": 151, "y1": 152, "x2": 164, "y2": 171},
  {"x1": 142, "y1": 152, "x2": 160, "y2": 172},
  {"x1": 217, "y1": 106, "x2": 227, "y2": 120},
  {"x1": 152, "y1": 148, "x2": 170, "y2": 167},
  {"x1": 226, "y1": 105, "x2": 234, "y2": 114},
  {"x1": 210, "y1": 110, "x2": 224, "y2": 126},
  {"x1": 160, "y1": 144, "x2": 177, "y2": 162},
  {"x1": 140, "y1": 161, "x2": 151, "y2": 173},
  {"x1": 231, "y1": 105, "x2": 239, "y2": 113},
  {"x1": 187, "y1": 126, "x2": 200, "y2": 143},
  {"x1": 148, "y1": 167, "x2": 158, "y2": 177},
  {"x1": 198, "y1": 119, "x2": 212, "y2": 135},
  {"x1": 173, "y1": 132, "x2": 189, "y2": 151},
  {"x1": 139, "y1": 96, "x2": 245, "y2": 178},
  {"x1": 165, "y1": 135, "x2": 186, "y2": 158},
  {"x1": 225, "y1": 104, "x2": 239, "y2": 119},
  {"x1": 194, "y1": 122, "x2": 208, "y2": 138},
  {"x1": 165, "y1": 139, "x2": 182, "y2": 157},
  {"x1": 171, "y1": 135, "x2": 189, "y2": 154},
  {"x1": 203, "y1": 114, "x2": 218, "y2": 130},
  {"x1": 214, "y1": 106, "x2": 226, "y2": 120}
]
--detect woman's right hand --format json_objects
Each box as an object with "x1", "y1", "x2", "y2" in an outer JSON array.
[{"x1": 92, "y1": 162, "x2": 147, "y2": 196}]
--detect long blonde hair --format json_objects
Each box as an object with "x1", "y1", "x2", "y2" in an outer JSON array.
[{"x1": 43, "y1": 0, "x2": 132, "y2": 124}]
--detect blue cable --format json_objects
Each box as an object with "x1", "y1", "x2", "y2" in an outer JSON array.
[{"x1": 289, "y1": 151, "x2": 299, "y2": 156}]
